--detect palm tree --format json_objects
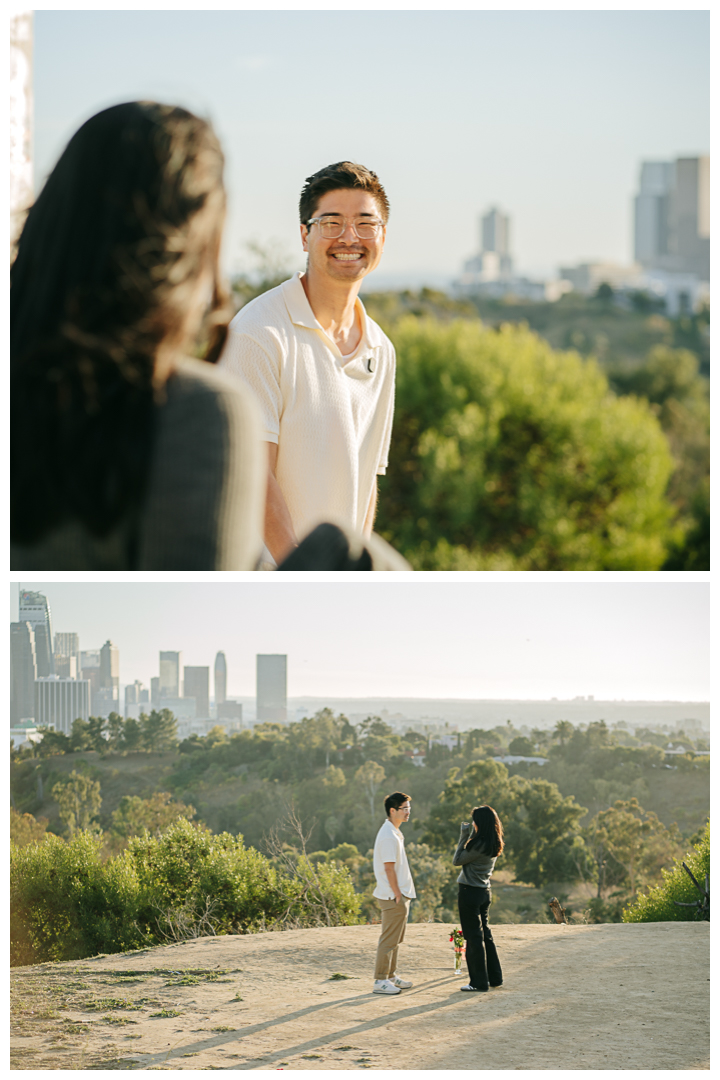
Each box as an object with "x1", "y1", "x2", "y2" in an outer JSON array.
[{"x1": 554, "y1": 720, "x2": 574, "y2": 746}]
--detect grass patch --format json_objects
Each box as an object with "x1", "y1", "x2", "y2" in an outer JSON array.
[
  {"x1": 150, "y1": 1008, "x2": 182, "y2": 1018},
  {"x1": 100, "y1": 1015, "x2": 139, "y2": 1025},
  {"x1": 211, "y1": 1025, "x2": 237, "y2": 1032},
  {"x1": 83, "y1": 998, "x2": 147, "y2": 1011},
  {"x1": 328, "y1": 972, "x2": 351, "y2": 980}
]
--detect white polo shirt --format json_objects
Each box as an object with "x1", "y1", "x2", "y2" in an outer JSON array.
[
  {"x1": 373, "y1": 819, "x2": 416, "y2": 900},
  {"x1": 219, "y1": 273, "x2": 396, "y2": 545}
]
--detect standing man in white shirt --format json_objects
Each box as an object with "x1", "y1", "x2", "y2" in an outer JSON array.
[
  {"x1": 372, "y1": 791, "x2": 416, "y2": 995},
  {"x1": 219, "y1": 162, "x2": 396, "y2": 566}
]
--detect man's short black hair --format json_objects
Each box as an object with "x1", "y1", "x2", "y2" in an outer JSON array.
[{"x1": 384, "y1": 791, "x2": 411, "y2": 817}]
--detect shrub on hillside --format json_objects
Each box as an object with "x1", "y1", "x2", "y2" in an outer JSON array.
[
  {"x1": 375, "y1": 316, "x2": 675, "y2": 569},
  {"x1": 11, "y1": 831, "x2": 143, "y2": 965},
  {"x1": 622, "y1": 821, "x2": 709, "y2": 923}
]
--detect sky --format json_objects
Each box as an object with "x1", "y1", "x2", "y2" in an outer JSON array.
[
  {"x1": 32, "y1": 7, "x2": 709, "y2": 286},
  {"x1": 10, "y1": 582, "x2": 709, "y2": 703}
]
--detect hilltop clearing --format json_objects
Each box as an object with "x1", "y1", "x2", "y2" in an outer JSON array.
[{"x1": 11, "y1": 921, "x2": 708, "y2": 1070}]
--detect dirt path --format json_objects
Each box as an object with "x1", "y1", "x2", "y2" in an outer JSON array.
[{"x1": 10, "y1": 921, "x2": 709, "y2": 1070}]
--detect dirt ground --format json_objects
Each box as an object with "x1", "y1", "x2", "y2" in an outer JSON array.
[{"x1": 10, "y1": 921, "x2": 709, "y2": 1071}]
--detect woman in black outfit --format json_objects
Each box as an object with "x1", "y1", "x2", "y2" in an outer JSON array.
[{"x1": 452, "y1": 804, "x2": 504, "y2": 992}]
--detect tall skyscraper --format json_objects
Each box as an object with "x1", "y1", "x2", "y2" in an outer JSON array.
[
  {"x1": 11, "y1": 621, "x2": 37, "y2": 725},
  {"x1": 256, "y1": 654, "x2": 287, "y2": 723},
  {"x1": 35, "y1": 676, "x2": 90, "y2": 734},
  {"x1": 150, "y1": 677, "x2": 160, "y2": 704},
  {"x1": 18, "y1": 589, "x2": 54, "y2": 676},
  {"x1": 92, "y1": 640, "x2": 120, "y2": 716},
  {"x1": 159, "y1": 651, "x2": 182, "y2": 698},
  {"x1": 184, "y1": 666, "x2": 210, "y2": 718},
  {"x1": 214, "y1": 652, "x2": 227, "y2": 706},
  {"x1": 462, "y1": 205, "x2": 513, "y2": 284},
  {"x1": 481, "y1": 206, "x2": 511, "y2": 259},
  {"x1": 54, "y1": 632, "x2": 80, "y2": 679},
  {"x1": 634, "y1": 156, "x2": 710, "y2": 279}
]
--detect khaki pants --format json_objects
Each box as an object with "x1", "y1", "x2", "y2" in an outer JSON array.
[{"x1": 374, "y1": 896, "x2": 411, "y2": 980}]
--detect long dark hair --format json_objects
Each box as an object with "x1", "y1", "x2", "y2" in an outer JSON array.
[
  {"x1": 11, "y1": 101, "x2": 231, "y2": 544},
  {"x1": 465, "y1": 805, "x2": 504, "y2": 857}
]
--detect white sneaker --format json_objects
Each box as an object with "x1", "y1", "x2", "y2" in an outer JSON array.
[
  {"x1": 373, "y1": 978, "x2": 401, "y2": 995},
  {"x1": 391, "y1": 976, "x2": 413, "y2": 988}
]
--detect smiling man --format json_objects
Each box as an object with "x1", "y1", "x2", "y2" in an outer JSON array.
[{"x1": 220, "y1": 162, "x2": 396, "y2": 566}]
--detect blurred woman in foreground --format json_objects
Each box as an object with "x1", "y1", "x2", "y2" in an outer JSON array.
[
  {"x1": 11, "y1": 101, "x2": 264, "y2": 569},
  {"x1": 453, "y1": 805, "x2": 504, "y2": 992}
]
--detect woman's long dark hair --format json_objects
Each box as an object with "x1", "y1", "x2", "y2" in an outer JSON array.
[
  {"x1": 11, "y1": 101, "x2": 231, "y2": 544},
  {"x1": 464, "y1": 805, "x2": 504, "y2": 857}
]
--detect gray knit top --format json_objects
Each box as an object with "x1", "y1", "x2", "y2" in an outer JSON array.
[
  {"x1": 10, "y1": 357, "x2": 265, "y2": 571},
  {"x1": 452, "y1": 823, "x2": 498, "y2": 888}
]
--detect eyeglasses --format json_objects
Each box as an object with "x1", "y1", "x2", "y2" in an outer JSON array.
[
  {"x1": 306, "y1": 215, "x2": 384, "y2": 239},
  {"x1": 398, "y1": 804, "x2": 411, "y2": 812}
]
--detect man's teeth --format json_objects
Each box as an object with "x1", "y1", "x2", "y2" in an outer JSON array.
[{"x1": 333, "y1": 253, "x2": 362, "y2": 260}]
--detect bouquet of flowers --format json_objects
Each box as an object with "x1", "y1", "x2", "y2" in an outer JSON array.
[{"x1": 449, "y1": 928, "x2": 465, "y2": 973}]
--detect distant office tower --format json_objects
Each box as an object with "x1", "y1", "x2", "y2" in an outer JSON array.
[
  {"x1": 150, "y1": 676, "x2": 160, "y2": 704},
  {"x1": 80, "y1": 649, "x2": 101, "y2": 707},
  {"x1": 634, "y1": 156, "x2": 709, "y2": 279},
  {"x1": 481, "y1": 206, "x2": 511, "y2": 259},
  {"x1": 11, "y1": 621, "x2": 37, "y2": 724},
  {"x1": 256, "y1": 654, "x2": 287, "y2": 722},
  {"x1": 634, "y1": 161, "x2": 674, "y2": 266},
  {"x1": 462, "y1": 206, "x2": 513, "y2": 283},
  {"x1": 35, "y1": 676, "x2": 90, "y2": 735},
  {"x1": 184, "y1": 666, "x2": 210, "y2": 718},
  {"x1": 124, "y1": 680, "x2": 149, "y2": 719},
  {"x1": 159, "y1": 651, "x2": 182, "y2": 698},
  {"x1": 54, "y1": 632, "x2": 80, "y2": 679},
  {"x1": 214, "y1": 652, "x2": 227, "y2": 706},
  {"x1": 218, "y1": 700, "x2": 242, "y2": 722},
  {"x1": 91, "y1": 640, "x2": 120, "y2": 716},
  {"x1": 19, "y1": 589, "x2": 54, "y2": 676}
]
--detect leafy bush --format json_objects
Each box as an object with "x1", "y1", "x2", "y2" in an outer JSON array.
[
  {"x1": 11, "y1": 831, "x2": 143, "y2": 965},
  {"x1": 623, "y1": 821, "x2": 709, "y2": 922},
  {"x1": 375, "y1": 316, "x2": 675, "y2": 569},
  {"x1": 11, "y1": 817, "x2": 361, "y2": 966}
]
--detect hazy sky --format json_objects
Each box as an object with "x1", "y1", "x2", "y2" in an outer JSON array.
[
  {"x1": 10, "y1": 582, "x2": 709, "y2": 702},
  {"x1": 33, "y1": 7, "x2": 709, "y2": 284}
]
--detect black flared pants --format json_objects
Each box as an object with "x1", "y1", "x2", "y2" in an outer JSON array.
[{"x1": 457, "y1": 883, "x2": 503, "y2": 990}]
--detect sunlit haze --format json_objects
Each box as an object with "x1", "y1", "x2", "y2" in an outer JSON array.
[
  {"x1": 33, "y1": 8, "x2": 709, "y2": 286},
  {"x1": 10, "y1": 582, "x2": 709, "y2": 703}
]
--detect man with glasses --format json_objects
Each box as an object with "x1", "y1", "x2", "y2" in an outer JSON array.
[
  {"x1": 372, "y1": 792, "x2": 415, "y2": 995},
  {"x1": 220, "y1": 162, "x2": 396, "y2": 566}
]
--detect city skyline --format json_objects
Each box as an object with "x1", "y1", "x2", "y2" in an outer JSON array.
[
  {"x1": 32, "y1": 8, "x2": 709, "y2": 283},
  {"x1": 10, "y1": 583, "x2": 709, "y2": 704}
]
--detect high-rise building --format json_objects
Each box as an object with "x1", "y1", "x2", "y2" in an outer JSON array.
[
  {"x1": 90, "y1": 640, "x2": 120, "y2": 716},
  {"x1": 461, "y1": 206, "x2": 513, "y2": 285},
  {"x1": 217, "y1": 700, "x2": 243, "y2": 730},
  {"x1": 18, "y1": 589, "x2": 54, "y2": 676},
  {"x1": 35, "y1": 676, "x2": 90, "y2": 735},
  {"x1": 159, "y1": 651, "x2": 182, "y2": 698},
  {"x1": 634, "y1": 156, "x2": 709, "y2": 279},
  {"x1": 54, "y1": 632, "x2": 80, "y2": 679},
  {"x1": 256, "y1": 654, "x2": 287, "y2": 723},
  {"x1": 80, "y1": 650, "x2": 101, "y2": 706},
  {"x1": 184, "y1": 666, "x2": 210, "y2": 718},
  {"x1": 125, "y1": 680, "x2": 149, "y2": 720},
  {"x1": 214, "y1": 652, "x2": 227, "y2": 706},
  {"x1": 11, "y1": 621, "x2": 37, "y2": 725},
  {"x1": 150, "y1": 676, "x2": 160, "y2": 704}
]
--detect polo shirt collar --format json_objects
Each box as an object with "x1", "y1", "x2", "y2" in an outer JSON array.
[{"x1": 282, "y1": 271, "x2": 383, "y2": 351}]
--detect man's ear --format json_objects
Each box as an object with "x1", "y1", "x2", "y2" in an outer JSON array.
[{"x1": 300, "y1": 224, "x2": 309, "y2": 252}]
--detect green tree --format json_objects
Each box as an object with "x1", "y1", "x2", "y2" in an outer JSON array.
[
  {"x1": 503, "y1": 777, "x2": 588, "y2": 887},
  {"x1": 374, "y1": 316, "x2": 674, "y2": 569},
  {"x1": 121, "y1": 716, "x2": 142, "y2": 753},
  {"x1": 10, "y1": 808, "x2": 53, "y2": 847},
  {"x1": 50, "y1": 770, "x2": 103, "y2": 836},
  {"x1": 585, "y1": 798, "x2": 683, "y2": 898},
  {"x1": 36, "y1": 727, "x2": 71, "y2": 757},
  {"x1": 553, "y1": 721, "x2": 574, "y2": 747},
  {"x1": 623, "y1": 821, "x2": 709, "y2": 922},
  {"x1": 421, "y1": 758, "x2": 512, "y2": 852},
  {"x1": 109, "y1": 792, "x2": 197, "y2": 842},
  {"x1": 509, "y1": 735, "x2": 536, "y2": 756},
  {"x1": 354, "y1": 760, "x2": 386, "y2": 820},
  {"x1": 139, "y1": 709, "x2": 178, "y2": 753}
]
